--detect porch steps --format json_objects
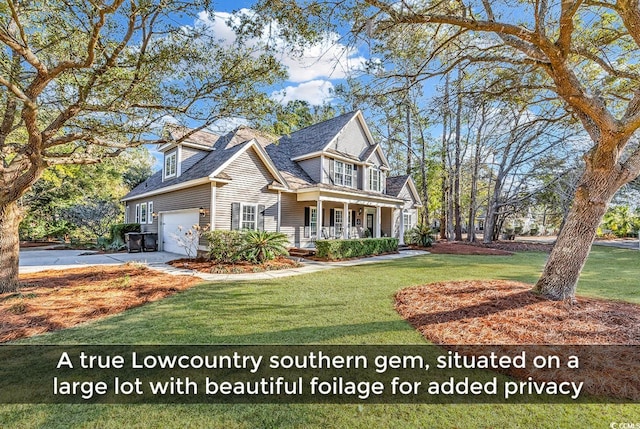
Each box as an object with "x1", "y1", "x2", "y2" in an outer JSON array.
[
  {"x1": 287, "y1": 248, "x2": 316, "y2": 258},
  {"x1": 398, "y1": 244, "x2": 411, "y2": 251}
]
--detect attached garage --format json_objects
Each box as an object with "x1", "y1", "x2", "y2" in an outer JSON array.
[{"x1": 160, "y1": 209, "x2": 201, "y2": 255}]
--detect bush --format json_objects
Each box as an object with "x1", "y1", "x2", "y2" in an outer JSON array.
[
  {"x1": 315, "y1": 237, "x2": 398, "y2": 260},
  {"x1": 405, "y1": 224, "x2": 433, "y2": 247},
  {"x1": 204, "y1": 230, "x2": 246, "y2": 264},
  {"x1": 240, "y1": 230, "x2": 289, "y2": 263},
  {"x1": 110, "y1": 223, "x2": 140, "y2": 245}
]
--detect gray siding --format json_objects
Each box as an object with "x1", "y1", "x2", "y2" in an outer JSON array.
[
  {"x1": 180, "y1": 146, "x2": 209, "y2": 173},
  {"x1": 330, "y1": 119, "x2": 371, "y2": 157},
  {"x1": 298, "y1": 157, "x2": 322, "y2": 183},
  {"x1": 279, "y1": 193, "x2": 312, "y2": 247},
  {"x1": 368, "y1": 150, "x2": 384, "y2": 167},
  {"x1": 125, "y1": 183, "x2": 212, "y2": 247},
  {"x1": 214, "y1": 147, "x2": 279, "y2": 232}
]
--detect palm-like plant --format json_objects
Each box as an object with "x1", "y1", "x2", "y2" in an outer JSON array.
[{"x1": 241, "y1": 230, "x2": 290, "y2": 263}]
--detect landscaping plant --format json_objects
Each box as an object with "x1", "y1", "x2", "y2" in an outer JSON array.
[{"x1": 240, "y1": 230, "x2": 289, "y2": 263}]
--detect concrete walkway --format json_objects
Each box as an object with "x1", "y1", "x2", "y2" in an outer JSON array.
[
  {"x1": 19, "y1": 249, "x2": 184, "y2": 273},
  {"x1": 19, "y1": 248, "x2": 430, "y2": 280}
]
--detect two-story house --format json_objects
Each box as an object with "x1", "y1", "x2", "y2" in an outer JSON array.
[{"x1": 121, "y1": 111, "x2": 422, "y2": 255}]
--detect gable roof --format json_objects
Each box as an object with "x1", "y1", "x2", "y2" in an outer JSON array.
[
  {"x1": 123, "y1": 127, "x2": 286, "y2": 201},
  {"x1": 386, "y1": 175, "x2": 410, "y2": 197},
  {"x1": 276, "y1": 111, "x2": 359, "y2": 159},
  {"x1": 386, "y1": 175, "x2": 423, "y2": 206},
  {"x1": 164, "y1": 124, "x2": 220, "y2": 149}
]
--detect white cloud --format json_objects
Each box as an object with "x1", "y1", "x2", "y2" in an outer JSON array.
[
  {"x1": 271, "y1": 80, "x2": 335, "y2": 104},
  {"x1": 195, "y1": 9, "x2": 365, "y2": 102}
]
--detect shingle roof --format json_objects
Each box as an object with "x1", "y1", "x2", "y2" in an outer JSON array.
[
  {"x1": 276, "y1": 111, "x2": 358, "y2": 158},
  {"x1": 386, "y1": 175, "x2": 410, "y2": 197},
  {"x1": 124, "y1": 128, "x2": 256, "y2": 200},
  {"x1": 166, "y1": 124, "x2": 220, "y2": 148}
]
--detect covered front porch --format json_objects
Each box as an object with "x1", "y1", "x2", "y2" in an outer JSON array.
[{"x1": 297, "y1": 187, "x2": 408, "y2": 246}]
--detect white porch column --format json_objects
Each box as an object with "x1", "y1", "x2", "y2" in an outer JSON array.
[
  {"x1": 398, "y1": 208, "x2": 405, "y2": 245},
  {"x1": 316, "y1": 199, "x2": 323, "y2": 239},
  {"x1": 276, "y1": 191, "x2": 281, "y2": 232},
  {"x1": 375, "y1": 206, "x2": 381, "y2": 238},
  {"x1": 210, "y1": 184, "x2": 216, "y2": 231},
  {"x1": 343, "y1": 202, "x2": 349, "y2": 239}
]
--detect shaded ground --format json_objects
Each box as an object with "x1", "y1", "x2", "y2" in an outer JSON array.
[
  {"x1": 167, "y1": 256, "x2": 300, "y2": 274},
  {"x1": 1, "y1": 264, "x2": 201, "y2": 342},
  {"x1": 395, "y1": 280, "x2": 640, "y2": 399},
  {"x1": 424, "y1": 240, "x2": 553, "y2": 255}
]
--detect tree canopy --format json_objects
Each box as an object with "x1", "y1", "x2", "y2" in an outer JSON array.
[{"x1": 0, "y1": 0, "x2": 287, "y2": 292}]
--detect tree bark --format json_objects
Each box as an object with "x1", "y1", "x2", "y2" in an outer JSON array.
[
  {"x1": 533, "y1": 168, "x2": 620, "y2": 301},
  {"x1": 0, "y1": 201, "x2": 23, "y2": 293}
]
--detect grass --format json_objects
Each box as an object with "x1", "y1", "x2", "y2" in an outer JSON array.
[{"x1": 1, "y1": 247, "x2": 639, "y2": 427}]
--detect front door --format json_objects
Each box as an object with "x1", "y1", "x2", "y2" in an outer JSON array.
[{"x1": 366, "y1": 213, "x2": 374, "y2": 237}]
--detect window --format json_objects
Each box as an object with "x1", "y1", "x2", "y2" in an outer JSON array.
[
  {"x1": 332, "y1": 159, "x2": 355, "y2": 188},
  {"x1": 310, "y1": 207, "x2": 317, "y2": 236},
  {"x1": 334, "y1": 209, "x2": 343, "y2": 236},
  {"x1": 368, "y1": 167, "x2": 384, "y2": 192},
  {"x1": 135, "y1": 204, "x2": 140, "y2": 223},
  {"x1": 164, "y1": 151, "x2": 177, "y2": 178},
  {"x1": 148, "y1": 202, "x2": 154, "y2": 224},
  {"x1": 140, "y1": 203, "x2": 147, "y2": 224},
  {"x1": 403, "y1": 212, "x2": 413, "y2": 230},
  {"x1": 241, "y1": 204, "x2": 257, "y2": 230}
]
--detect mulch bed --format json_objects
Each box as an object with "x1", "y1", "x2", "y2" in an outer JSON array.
[
  {"x1": 395, "y1": 280, "x2": 640, "y2": 400},
  {"x1": 167, "y1": 256, "x2": 300, "y2": 274},
  {"x1": 1, "y1": 264, "x2": 201, "y2": 342}
]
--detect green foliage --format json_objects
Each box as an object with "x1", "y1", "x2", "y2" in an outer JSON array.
[
  {"x1": 241, "y1": 230, "x2": 290, "y2": 263},
  {"x1": 600, "y1": 205, "x2": 640, "y2": 237},
  {"x1": 110, "y1": 223, "x2": 141, "y2": 246},
  {"x1": 19, "y1": 151, "x2": 152, "y2": 241},
  {"x1": 205, "y1": 230, "x2": 289, "y2": 264},
  {"x1": 405, "y1": 224, "x2": 433, "y2": 247},
  {"x1": 261, "y1": 100, "x2": 339, "y2": 135},
  {"x1": 204, "y1": 230, "x2": 246, "y2": 264},
  {"x1": 315, "y1": 237, "x2": 398, "y2": 259},
  {"x1": 62, "y1": 199, "x2": 122, "y2": 238}
]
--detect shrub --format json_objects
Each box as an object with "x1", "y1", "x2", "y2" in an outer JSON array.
[
  {"x1": 204, "y1": 230, "x2": 245, "y2": 264},
  {"x1": 241, "y1": 230, "x2": 289, "y2": 263},
  {"x1": 110, "y1": 223, "x2": 140, "y2": 245},
  {"x1": 315, "y1": 237, "x2": 398, "y2": 260},
  {"x1": 406, "y1": 224, "x2": 433, "y2": 247}
]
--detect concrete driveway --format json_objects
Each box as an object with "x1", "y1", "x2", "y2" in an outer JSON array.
[{"x1": 19, "y1": 248, "x2": 183, "y2": 273}]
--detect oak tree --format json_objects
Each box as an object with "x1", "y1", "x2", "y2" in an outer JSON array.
[{"x1": 0, "y1": 0, "x2": 285, "y2": 292}]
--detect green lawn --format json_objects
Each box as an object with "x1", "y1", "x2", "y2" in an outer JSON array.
[{"x1": 1, "y1": 247, "x2": 639, "y2": 428}]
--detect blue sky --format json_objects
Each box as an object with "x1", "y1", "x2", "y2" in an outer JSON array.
[{"x1": 200, "y1": 1, "x2": 366, "y2": 107}]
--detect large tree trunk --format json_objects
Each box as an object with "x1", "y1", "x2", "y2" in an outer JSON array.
[
  {"x1": 533, "y1": 168, "x2": 619, "y2": 301},
  {"x1": 0, "y1": 201, "x2": 23, "y2": 293}
]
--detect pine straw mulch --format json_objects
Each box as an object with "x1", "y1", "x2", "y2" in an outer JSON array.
[
  {"x1": 395, "y1": 280, "x2": 640, "y2": 400},
  {"x1": 1, "y1": 264, "x2": 202, "y2": 343},
  {"x1": 167, "y1": 256, "x2": 300, "y2": 274}
]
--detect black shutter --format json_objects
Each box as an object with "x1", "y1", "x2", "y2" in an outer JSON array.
[
  {"x1": 321, "y1": 209, "x2": 325, "y2": 227},
  {"x1": 329, "y1": 209, "x2": 335, "y2": 226},
  {"x1": 351, "y1": 210, "x2": 356, "y2": 227},
  {"x1": 328, "y1": 159, "x2": 334, "y2": 184},
  {"x1": 258, "y1": 204, "x2": 265, "y2": 231},
  {"x1": 231, "y1": 202, "x2": 240, "y2": 230},
  {"x1": 304, "y1": 207, "x2": 310, "y2": 238}
]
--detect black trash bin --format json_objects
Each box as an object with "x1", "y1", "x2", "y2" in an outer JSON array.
[
  {"x1": 142, "y1": 233, "x2": 158, "y2": 252},
  {"x1": 125, "y1": 233, "x2": 143, "y2": 253}
]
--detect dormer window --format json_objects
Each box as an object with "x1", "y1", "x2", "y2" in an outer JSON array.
[{"x1": 164, "y1": 151, "x2": 177, "y2": 179}]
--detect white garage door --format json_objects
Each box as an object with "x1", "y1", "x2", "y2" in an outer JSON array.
[{"x1": 161, "y1": 210, "x2": 200, "y2": 255}]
